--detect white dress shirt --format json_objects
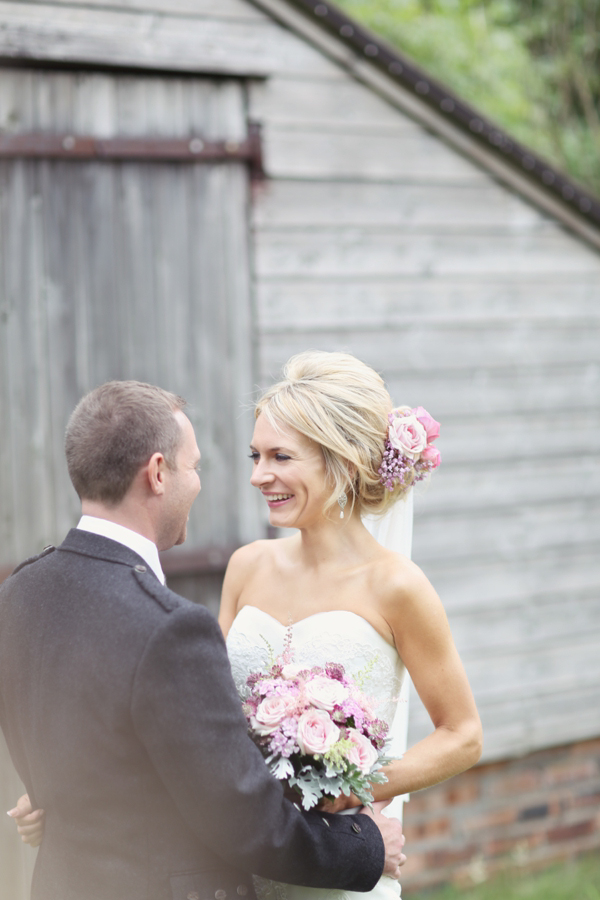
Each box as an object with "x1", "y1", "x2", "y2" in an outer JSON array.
[{"x1": 77, "y1": 515, "x2": 165, "y2": 584}]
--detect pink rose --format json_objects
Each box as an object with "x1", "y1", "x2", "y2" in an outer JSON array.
[
  {"x1": 305, "y1": 675, "x2": 348, "y2": 711},
  {"x1": 412, "y1": 407, "x2": 440, "y2": 442},
  {"x1": 297, "y1": 709, "x2": 340, "y2": 755},
  {"x1": 346, "y1": 728, "x2": 379, "y2": 774},
  {"x1": 421, "y1": 445, "x2": 441, "y2": 468},
  {"x1": 252, "y1": 694, "x2": 296, "y2": 735},
  {"x1": 388, "y1": 415, "x2": 427, "y2": 459}
]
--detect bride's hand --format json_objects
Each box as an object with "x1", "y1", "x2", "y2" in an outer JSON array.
[
  {"x1": 7, "y1": 793, "x2": 45, "y2": 847},
  {"x1": 317, "y1": 792, "x2": 362, "y2": 813}
]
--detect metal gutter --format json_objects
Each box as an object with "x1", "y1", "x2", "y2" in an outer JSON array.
[{"x1": 282, "y1": 0, "x2": 600, "y2": 234}]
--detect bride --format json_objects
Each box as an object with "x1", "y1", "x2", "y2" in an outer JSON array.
[
  {"x1": 220, "y1": 351, "x2": 482, "y2": 900},
  {"x1": 12, "y1": 351, "x2": 482, "y2": 899}
]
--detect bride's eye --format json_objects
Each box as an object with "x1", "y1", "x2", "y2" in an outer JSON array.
[
  {"x1": 275, "y1": 454, "x2": 291, "y2": 461},
  {"x1": 248, "y1": 451, "x2": 259, "y2": 462}
]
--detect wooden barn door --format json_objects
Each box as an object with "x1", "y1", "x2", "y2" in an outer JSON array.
[{"x1": 0, "y1": 67, "x2": 260, "y2": 897}]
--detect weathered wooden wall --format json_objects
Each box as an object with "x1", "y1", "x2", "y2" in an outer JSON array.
[
  {"x1": 249, "y1": 53, "x2": 600, "y2": 761},
  {"x1": 0, "y1": 67, "x2": 260, "y2": 565},
  {"x1": 0, "y1": 0, "x2": 598, "y2": 844},
  {"x1": 0, "y1": 64, "x2": 261, "y2": 891}
]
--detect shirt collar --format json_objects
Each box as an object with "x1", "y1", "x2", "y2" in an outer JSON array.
[{"x1": 76, "y1": 515, "x2": 165, "y2": 585}]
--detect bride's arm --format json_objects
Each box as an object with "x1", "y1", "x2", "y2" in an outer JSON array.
[{"x1": 373, "y1": 561, "x2": 482, "y2": 801}]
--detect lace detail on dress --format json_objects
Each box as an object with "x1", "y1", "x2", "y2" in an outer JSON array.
[
  {"x1": 227, "y1": 607, "x2": 404, "y2": 729},
  {"x1": 227, "y1": 607, "x2": 406, "y2": 900}
]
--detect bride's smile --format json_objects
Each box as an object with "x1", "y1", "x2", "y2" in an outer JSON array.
[{"x1": 249, "y1": 412, "x2": 332, "y2": 529}]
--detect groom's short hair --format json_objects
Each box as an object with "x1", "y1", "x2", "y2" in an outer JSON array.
[{"x1": 66, "y1": 381, "x2": 187, "y2": 504}]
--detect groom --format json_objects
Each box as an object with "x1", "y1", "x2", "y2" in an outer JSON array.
[{"x1": 0, "y1": 381, "x2": 404, "y2": 900}]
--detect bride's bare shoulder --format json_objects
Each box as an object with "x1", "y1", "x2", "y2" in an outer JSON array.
[
  {"x1": 226, "y1": 536, "x2": 294, "y2": 577},
  {"x1": 372, "y1": 546, "x2": 433, "y2": 606}
]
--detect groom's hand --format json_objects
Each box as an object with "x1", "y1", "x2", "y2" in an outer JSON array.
[{"x1": 360, "y1": 801, "x2": 406, "y2": 879}]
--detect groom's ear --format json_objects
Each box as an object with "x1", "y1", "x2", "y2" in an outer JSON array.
[{"x1": 147, "y1": 452, "x2": 167, "y2": 496}]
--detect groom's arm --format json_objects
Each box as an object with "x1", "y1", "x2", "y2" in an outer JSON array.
[{"x1": 131, "y1": 592, "x2": 385, "y2": 890}]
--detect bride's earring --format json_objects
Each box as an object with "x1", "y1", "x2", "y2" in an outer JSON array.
[{"x1": 338, "y1": 491, "x2": 348, "y2": 519}]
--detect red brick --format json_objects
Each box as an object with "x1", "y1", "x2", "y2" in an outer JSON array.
[
  {"x1": 547, "y1": 819, "x2": 597, "y2": 842},
  {"x1": 445, "y1": 781, "x2": 480, "y2": 806},
  {"x1": 404, "y1": 817, "x2": 451, "y2": 841},
  {"x1": 544, "y1": 760, "x2": 599, "y2": 785},
  {"x1": 425, "y1": 845, "x2": 478, "y2": 868}
]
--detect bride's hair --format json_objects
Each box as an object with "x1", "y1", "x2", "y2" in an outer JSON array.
[{"x1": 255, "y1": 350, "x2": 409, "y2": 517}]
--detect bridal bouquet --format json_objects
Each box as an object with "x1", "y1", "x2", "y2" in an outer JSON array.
[{"x1": 242, "y1": 655, "x2": 391, "y2": 810}]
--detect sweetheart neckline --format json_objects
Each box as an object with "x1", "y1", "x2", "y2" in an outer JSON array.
[{"x1": 231, "y1": 605, "x2": 396, "y2": 651}]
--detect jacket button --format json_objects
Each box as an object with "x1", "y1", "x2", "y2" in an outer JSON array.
[
  {"x1": 134, "y1": 564, "x2": 147, "y2": 573},
  {"x1": 187, "y1": 893, "x2": 199, "y2": 900},
  {"x1": 351, "y1": 821, "x2": 362, "y2": 833},
  {"x1": 237, "y1": 887, "x2": 248, "y2": 896},
  {"x1": 215, "y1": 891, "x2": 227, "y2": 900}
]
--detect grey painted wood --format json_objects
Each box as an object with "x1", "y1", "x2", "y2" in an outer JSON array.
[
  {"x1": 255, "y1": 279, "x2": 600, "y2": 328},
  {"x1": 0, "y1": 69, "x2": 258, "y2": 569},
  {"x1": 255, "y1": 228, "x2": 600, "y2": 277},
  {"x1": 0, "y1": 1, "x2": 341, "y2": 77},
  {"x1": 0, "y1": 0, "x2": 598, "y2": 796},
  {"x1": 40, "y1": 0, "x2": 266, "y2": 17},
  {"x1": 252, "y1": 179, "x2": 549, "y2": 228}
]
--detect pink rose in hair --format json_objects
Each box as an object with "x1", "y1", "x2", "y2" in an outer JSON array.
[
  {"x1": 297, "y1": 709, "x2": 340, "y2": 755},
  {"x1": 388, "y1": 415, "x2": 427, "y2": 459},
  {"x1": 346, "y1": 728, "x2": 379, "y2": 774},
  {"x1": 421, "y1": 444, "x2": 441, "y2": 468},
  {"x1": 412, "y1": 407, "x2": 440, "y2": 442}
]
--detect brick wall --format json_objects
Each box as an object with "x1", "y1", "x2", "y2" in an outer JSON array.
[{"x1": 401, "y1": 737, "x2": 600, "y2": 894}]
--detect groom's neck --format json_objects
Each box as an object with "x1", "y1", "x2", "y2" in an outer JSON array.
[{"x1": 80, "y1": 498, "x2": 157, "y2": 546}]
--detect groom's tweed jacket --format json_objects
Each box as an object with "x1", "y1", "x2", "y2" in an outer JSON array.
[{"x1": 0, "y1": 529, "x2": 385, "y2": 900}]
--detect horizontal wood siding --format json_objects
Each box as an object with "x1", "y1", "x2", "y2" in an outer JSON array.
[
  {"x1": 1, "y1": 0, "x2": 599, "y2": 768},
  {"x1": 244, "y1": 24, "x2": 600, "y2": 762}
]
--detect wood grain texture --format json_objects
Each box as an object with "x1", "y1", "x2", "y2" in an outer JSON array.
[
  {"x1": 255, "y1": 227, "x2": 600, "y2": 277},
  {"x1": 255, "y1": 279, "x2": 600, "y2": 328},
  {"x1": 0, "y1": 1, "x2": 341, "y2": 77},
  {"x1": 0, "y1": 71, "x2": 258, "y2": 564}
]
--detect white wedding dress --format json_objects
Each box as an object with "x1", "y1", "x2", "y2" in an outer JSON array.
[{"x1": 226, "y1": 492, "x2": 414, "y2": 900}]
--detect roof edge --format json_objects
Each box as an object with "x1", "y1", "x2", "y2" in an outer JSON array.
[{"x1": 259, "y1": 0, "x2": 600, "y2": 242}]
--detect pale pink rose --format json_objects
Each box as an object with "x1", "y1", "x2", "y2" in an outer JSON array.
[
  {"x1": 388, "y1": 415, "x2": 427, "y2": 459},
  {"x1": 346, "y1": 728, "x2": 379, "y2": 774},
  {"x1": 421, "y1": 445, "x2": 441, "y2": 468},
  {"x1": 305, "y1": 675, "x2": 348, "y2": 711},
  {"x1": 281, "y1": 664, "x2": 303, "y2": 680},
  {"x1": 252, "y1": 694, "x2": 296, "y2": 735},
  {"x1": 412, "y1": 407, "x2": 440, "y2": 442},
  {"x1": 297, "y1": 709, "x2": 340, "y2": 755}
]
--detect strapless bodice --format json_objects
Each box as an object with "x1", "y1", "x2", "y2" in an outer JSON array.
[
  {"x1": 227, "y1": 606, "x2": 405, "y2": 738},
  {"x1": 226, "y1": 606, "x2": 406, "y2": 900}
]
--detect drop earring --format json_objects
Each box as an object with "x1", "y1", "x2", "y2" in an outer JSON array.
[{"x1": 338, "y1": 491, "x2": 348, "y2": 519}]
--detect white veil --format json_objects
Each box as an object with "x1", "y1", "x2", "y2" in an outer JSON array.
[{"x1": 362, "y1": 490, "x2": 413, "y2": 820}]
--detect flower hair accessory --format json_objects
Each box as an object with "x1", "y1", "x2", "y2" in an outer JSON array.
[{"x1": 378, "y1": 406, "x2": 441, "y2": 491}]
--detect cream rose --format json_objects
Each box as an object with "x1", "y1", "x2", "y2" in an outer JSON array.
[
  {"x1": 346, "y1": 728, "x2": 379, "y2": 774},
  {"x1": 251, "y1": 694, "x2": 296, "y2": 736},
  {"x1": 281, "y1": 664, "x2": 304, "y2": 680},
  {"x1": 305, "y1": 675, "x2": 348, "y2": 711},
  {"x1": 297, "y1": 709, "x2": 340, "y2": 755},
  {"x1": 388, "y1": 415, "x2": 427, "y2": 460}
]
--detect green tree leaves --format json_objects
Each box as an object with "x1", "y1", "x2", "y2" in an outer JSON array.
[{"x1": 335, "y1": 0, "x2": 600, "y2": 195}]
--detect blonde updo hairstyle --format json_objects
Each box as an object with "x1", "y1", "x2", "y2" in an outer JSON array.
[{"x1": 254, "y1": 351, "x2": 410, "y2": 518}]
